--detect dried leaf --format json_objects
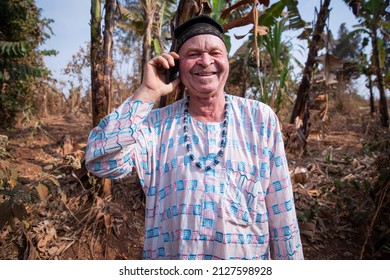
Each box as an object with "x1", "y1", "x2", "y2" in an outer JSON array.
[
  {"x1": 11, "y1": 202, "x2": 27, "y2": 221},
  {"x1": 0, "y1": 200, "x2": 14, "y2": 230},
  {"x1": 43, "y1": 164, "x2": 54, "y2": 170},
  {"x1": 0, "y1": 159, "x2": 10, "y2": 170},
  {"x1": 37, "y1": 227, "x2": 57, "y2": 252},
  {"x1": 300, "y1": 219, "x2": 317, "y2": 238},
  {"x1": 316, "y1": 53, "x2": 343, "y2": 85},
  {"x1": 256, "y1": 25, "x2": 268, "y2": 36},
  {"x1": 9, "y1": 168, "x2": 18, "y2": 187},
  {"x1": 308, "y1": 189, "x2": 320, "y2": 197},
  {"x1": 293, "y1": 166, "x2": 309, "y2": 184},
  {"x1": 36, "y1": 183, "x2": 49, "y2": 201},
  {"x1": 234, "y1": 33, "x2": 250, "y2": 40},
  {"x1": 48, "y1": 246, "x2": 59, "y2": 256},
  {"x1": 48, "y1": 175, "x2": 61, "y2": 187}
]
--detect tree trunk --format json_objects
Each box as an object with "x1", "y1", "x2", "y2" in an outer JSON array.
[
  {"x1": 289, "y1": 0, "x2": 331, "y2": 140},
  {"x1": 368, "y1": 76, "x2": 376, "y2": 115},
  {"x1": 103, "y1": 0, "x2": 116, "y2": 118},
  {"x1": 371, "y1": 29, "x2": 389, "y2": 127},
  {"x1": 140, "y1": 1, "x2": 157, "y2": 82},
  {"x1": 90, "y1": 0, "x2": 116, "y2": 197},
  {"x1": 91, "y1": 0, "x2": 115, "y2": 127},
  {"x1": 241, "y1": 50, "x2": 249, "y2": 98},
  {"x1": 91, "y1": 0, "x2": 103, "y2": 127}
]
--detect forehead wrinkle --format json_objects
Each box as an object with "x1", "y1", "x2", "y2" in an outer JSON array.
[{"x1": 179, "y1": 35, "x2": 227, "y2": 55}]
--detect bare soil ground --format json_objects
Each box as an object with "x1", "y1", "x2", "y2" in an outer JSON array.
[{"x1": 0, "y1": 99, "x2": 389, "y2": 260}]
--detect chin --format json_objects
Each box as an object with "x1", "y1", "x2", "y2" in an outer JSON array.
[{"x1": 192, "y1": 84, "x2": 220, "y2": 94}]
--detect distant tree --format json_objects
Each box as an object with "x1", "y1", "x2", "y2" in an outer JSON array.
[
  {"x1": 331, "y1": 23, "x2": 362, "y2": 110},
  {"x1": 343, "y1": 0, "x2": 389, "y2": 127},
  {"x1": 0, "y1": 0, "x2": 56, "y2": 127},
  {"x1": 332, "y1": 23, "x2": 361, "y2": 61}
]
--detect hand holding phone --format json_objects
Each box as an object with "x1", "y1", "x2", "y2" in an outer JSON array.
[{"x1": 166, "y1": 59, "x2": 179, "y2": 83}]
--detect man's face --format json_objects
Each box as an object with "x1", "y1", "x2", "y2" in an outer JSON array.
[{"x1": 178, "y1": 34, "x2": 229, "y2": 98}]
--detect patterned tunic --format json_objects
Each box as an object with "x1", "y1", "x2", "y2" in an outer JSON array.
[{"x1": 85, "y1": 94, "x2": 304, "y2": 260}]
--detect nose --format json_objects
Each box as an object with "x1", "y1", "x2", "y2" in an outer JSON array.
[{"x1": 197, "y1": 52, "x2": 214, "y2": 67}]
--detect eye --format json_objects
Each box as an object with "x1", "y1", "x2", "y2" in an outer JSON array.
[
  {"x1": 210, "y1": 50, "x2": 223, "y2": 57},
  {"x1": 187, "y1": 52, "x2": 200, "y2": 58}
]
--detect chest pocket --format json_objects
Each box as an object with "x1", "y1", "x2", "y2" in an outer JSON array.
[{"x1": 221, "y1": 170, "x2": 266, "y2": 227}]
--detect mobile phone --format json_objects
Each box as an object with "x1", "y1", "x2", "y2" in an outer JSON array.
[{"x1": 166, "y1": 59, "x2": 179, "y2": 83}]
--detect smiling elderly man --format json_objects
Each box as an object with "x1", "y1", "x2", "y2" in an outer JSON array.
[{"x1": 85, "y1": 15, "x2": 304, "y2": 260}]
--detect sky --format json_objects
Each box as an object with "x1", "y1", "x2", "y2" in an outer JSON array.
[{"x1": 35, "y1": 0, "x2": 362, "y2": 93}]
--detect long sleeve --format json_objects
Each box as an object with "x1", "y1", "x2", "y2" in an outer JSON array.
[
  {"x1": 265, "y1": 111, "x2": 304, "y2": 260},
  {"x1": 85, "y1": 97, "x2": 155, "y2": 180}
]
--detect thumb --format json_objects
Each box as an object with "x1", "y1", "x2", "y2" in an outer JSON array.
[{"x1": 162, "y1": 77, "x2": 181, "y2": 96}]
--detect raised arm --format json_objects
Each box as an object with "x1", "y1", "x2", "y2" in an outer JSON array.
[{"x1": 85, "y1": 52, "x2": 181, "y2": 179}]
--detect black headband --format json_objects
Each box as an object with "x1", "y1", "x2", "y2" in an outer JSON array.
[{"x1": 174, "y1": 15, "x2": 225, "y2": 52}]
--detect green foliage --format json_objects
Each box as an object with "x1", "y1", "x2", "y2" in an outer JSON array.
[
  {"x1": 224, "y1": 0, "x2": 303, "y2": 113},
  {"x1": 0, "y1": 41, "x2": 29, "y2": 58},
  {"x1": 330, "y1": 178, "x2": 372, "y2": 227},
  {"x1": 260, "y1": 17, "x2": 293, "y2": 112},
  {"x1": 0, "y1": 0, "x2": 55, "y2": 128},
  {"x1": 117, "y1": 0, "x2": 177, "y2": 54},
  {"x1": 260, "y1": 0, "x2": 306, "y2": 29}
]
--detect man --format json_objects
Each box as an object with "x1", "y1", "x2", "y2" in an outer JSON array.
[{"x1": 86, "y1": 15, "x2": 304, "y2": 260}]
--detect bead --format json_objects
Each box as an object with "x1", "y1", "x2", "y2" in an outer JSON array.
[
  {"x1": 213, "y1": 159, "x2": 220, "y2": 165},
  {"x1": 184, "y1": 135, "x2": 190, "y2": 142},
  {"x1": 184, "y1": 125, "x2": 188, "y2": 132},
  {"x1": 223, "y1": 120, "x2": 228, "y2": 127},
  {"x1": 189, "y1": 154, "x2": 195, "y2": 161},
  {"x1": 196, "y1": 162, "x2": 203, "y2": 169},
  {"x1": 222, "y1": 129, "x2": 227, "y2": 137},
  {"x1": 186, "y1": 143, "x2": 192, "y2": 151},
  {"x1": 221, "y1": 139, "x2": 227, "y2": 147},
  {"x1": 205, "y1": 166, "x2": 211, "y2": 172},
  {"x1": 184, "y1": 116, "x2": 188, "y2": 123}
]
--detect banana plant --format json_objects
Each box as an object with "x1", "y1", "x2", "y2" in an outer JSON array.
[
  {"x1": 117, "y1": 0, "x2": 176, "y2": 78},
  {"x1": 343, "y1": 0, "x2": 389, "y2": 127},
  {"x1": 221, "y1": 0, "x2": 304, "y2": 112},
  {"x1": 259, "y1": 16, "x2": 293, "y2": 113}
]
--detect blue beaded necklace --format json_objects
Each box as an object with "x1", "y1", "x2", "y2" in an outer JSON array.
[{"x1": 183, "y1": 95, "x2": 230, "y2": 171}]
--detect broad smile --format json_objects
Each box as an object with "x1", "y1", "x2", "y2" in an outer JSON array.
[{"x1": 194, "y1": 71, "x2": 217, "y2": 76}]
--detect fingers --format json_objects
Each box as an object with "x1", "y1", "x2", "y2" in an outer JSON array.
[{"x1": 149, "y1": 52, "x2": 179, "y2": 70}]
